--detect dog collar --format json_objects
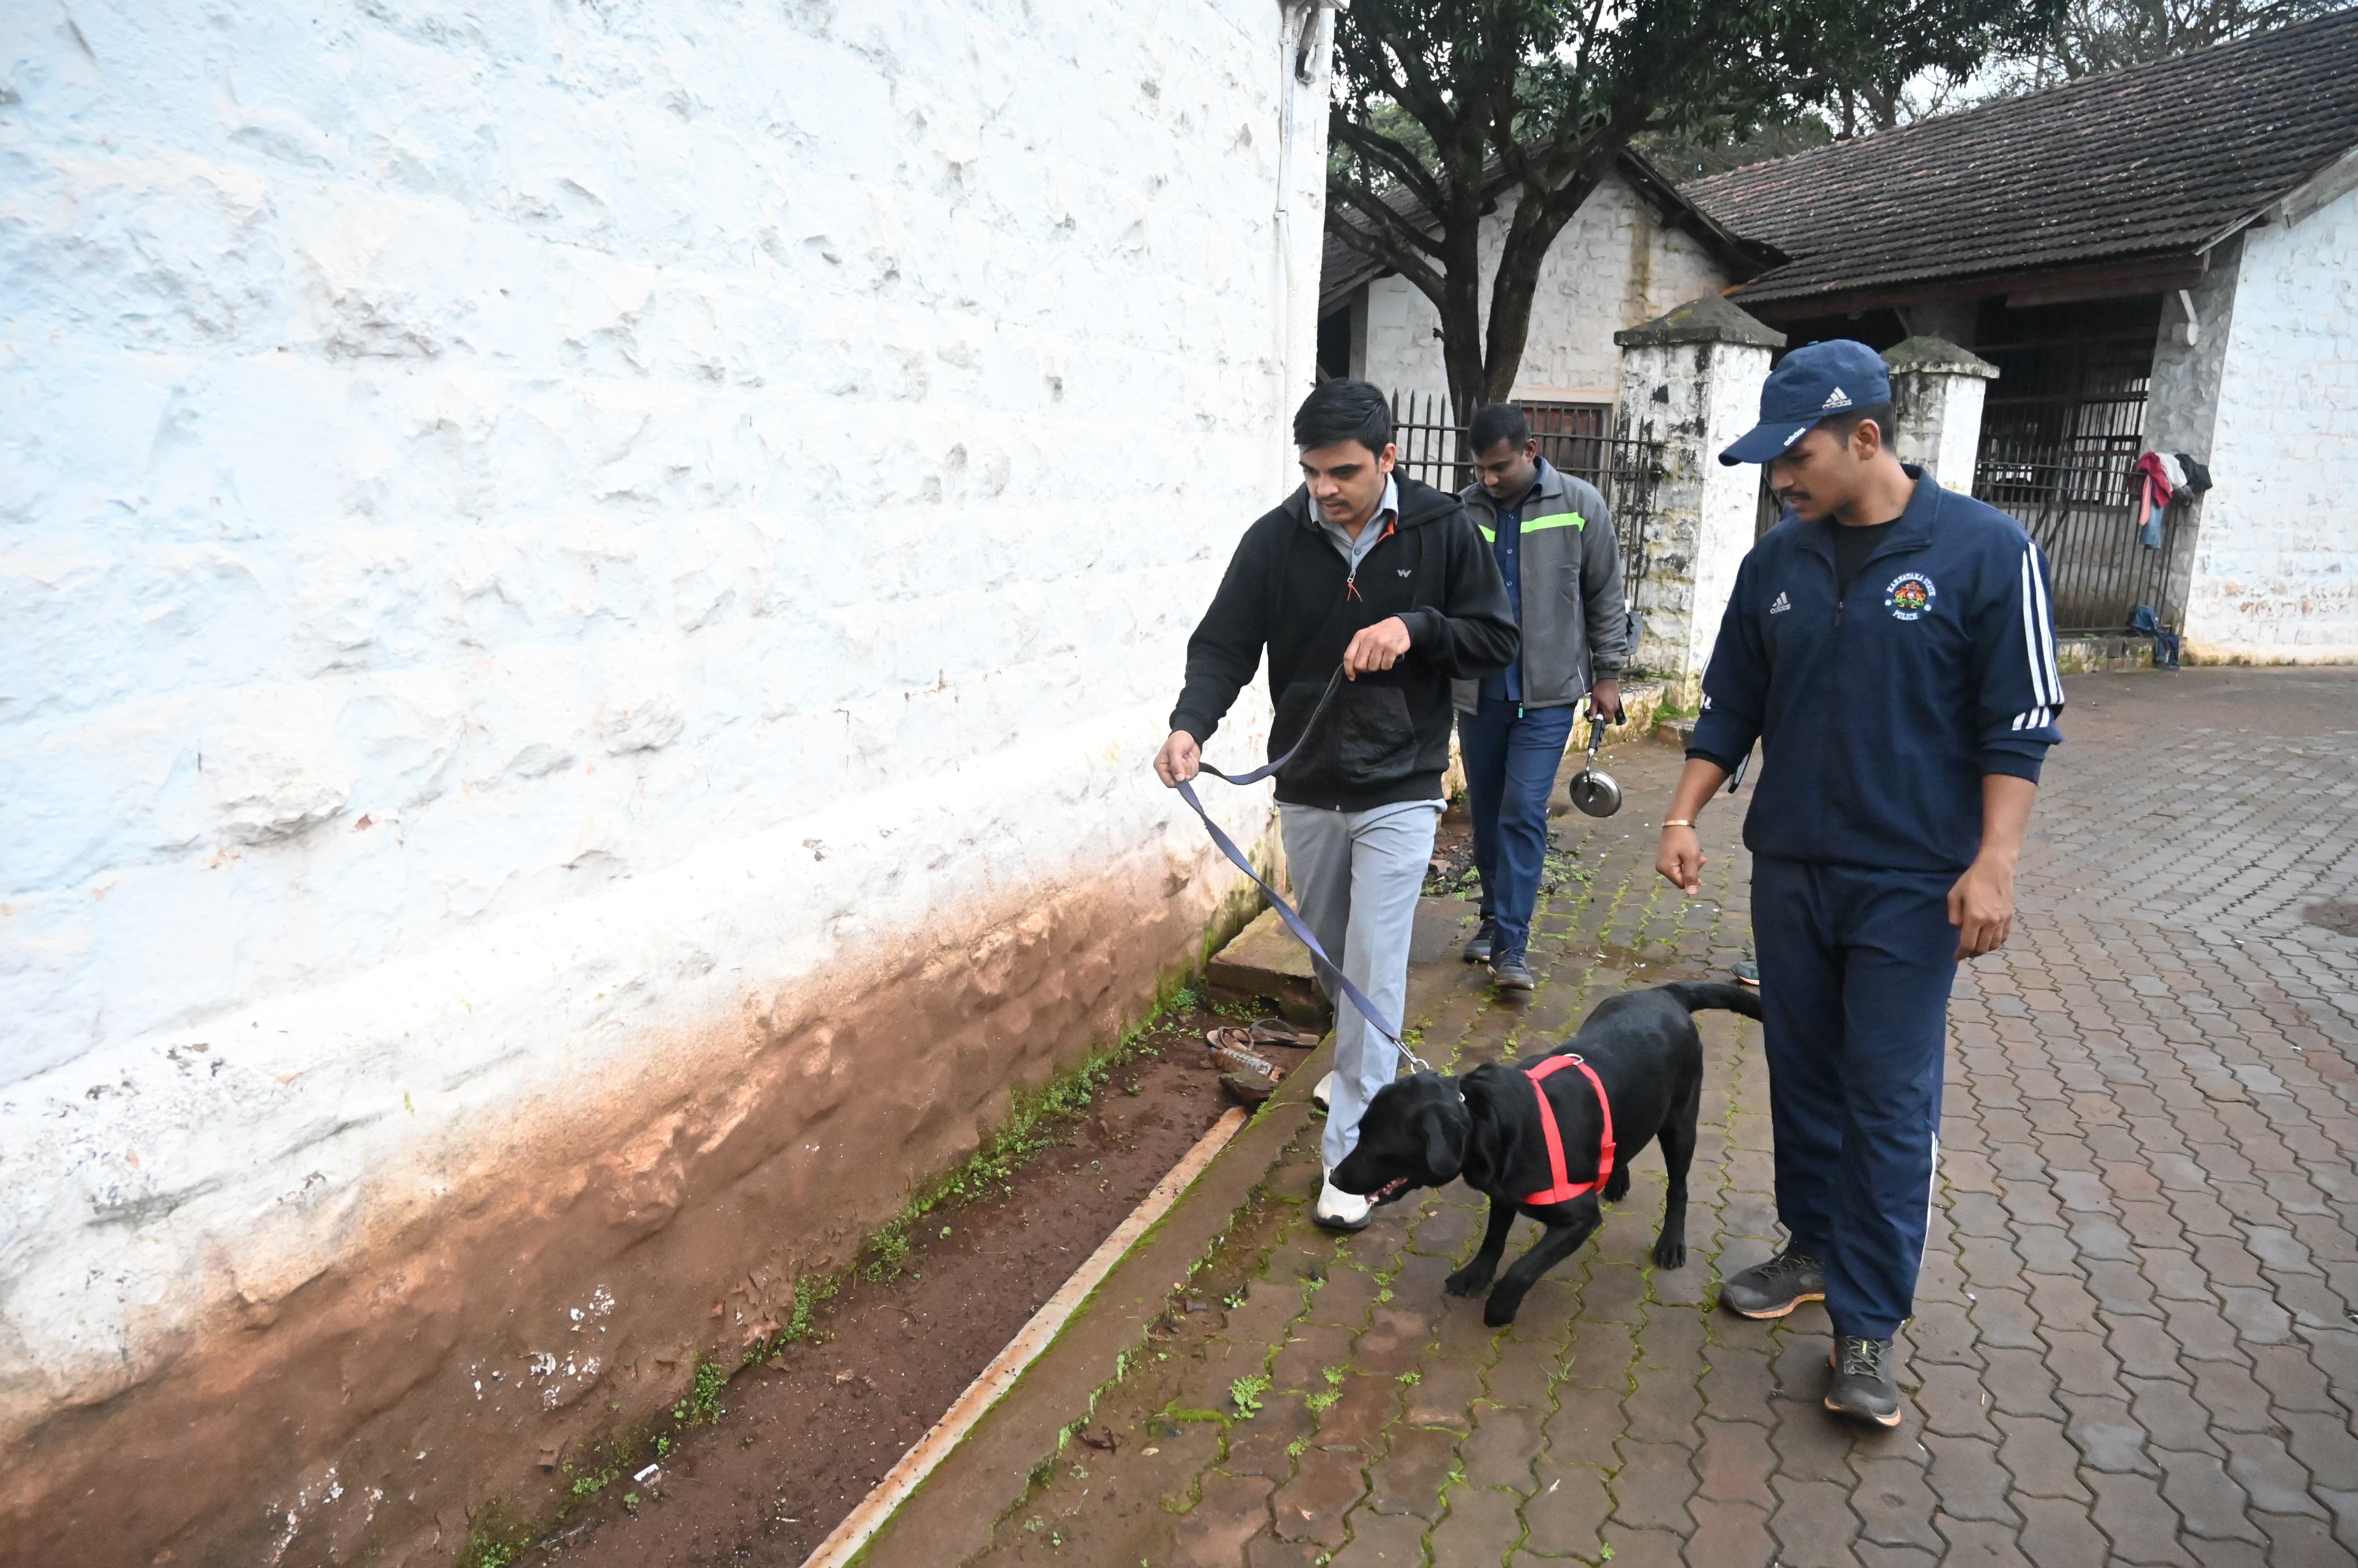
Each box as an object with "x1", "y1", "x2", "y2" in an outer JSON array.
[{"x1": 1521, "y1": 1053, "x2": 1615, "y2": 1206}]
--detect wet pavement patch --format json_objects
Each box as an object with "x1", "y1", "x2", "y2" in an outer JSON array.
[{"x1": 2302, "y1": 898, "x2": 2358, "y2": 938}]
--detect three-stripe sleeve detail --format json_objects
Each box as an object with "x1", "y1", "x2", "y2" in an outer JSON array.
[{"x1": 2009, "y1": 545, "x2": 2064, "y2": 731}]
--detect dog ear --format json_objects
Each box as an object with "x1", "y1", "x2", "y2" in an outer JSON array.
[
  {"x1": 1422, "y1": 1093, "x2": 1468, "y2": 1181},
  {"x1": 1456, "y1": 1073, "x2": 1509, "y2": 1190}
]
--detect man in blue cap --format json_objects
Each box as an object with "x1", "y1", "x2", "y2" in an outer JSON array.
[{"x1": 1652, "y1": 340, "x2": 2064, "y2": 1426}]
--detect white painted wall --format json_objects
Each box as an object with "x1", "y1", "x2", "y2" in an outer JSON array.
[
  {"x1": 2182, "y1": 185, "x2": 2358, "y2": 661},
  {"x1": 1353, "y1": 169, "x2": 1737, "y2": 406},
  {"x1": 0, "y1": 0, "x2": 1326, "y2": 1528},
  {"x1": 1614, "y1": 329, "x2": 1778, "y2": 696}
]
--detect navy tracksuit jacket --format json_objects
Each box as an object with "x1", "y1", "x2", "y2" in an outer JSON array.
[{"x1": 1687, "y1": 468, "x2": 2064, "y2": 1338}]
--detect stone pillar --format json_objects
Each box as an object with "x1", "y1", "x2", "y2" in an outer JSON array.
[
  {"x1": 1881, "y1": 336, "x2": 1999, "y2": 487},
  {"x1": 1613, "y1": 296, "x2": 1786, "y2": 703}
]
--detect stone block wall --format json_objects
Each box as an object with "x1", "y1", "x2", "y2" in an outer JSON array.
[
  {"x1": 1610, "y1": 299, "x2": 1784, "y2": 700},
  {"x1": 2182, "y1": 185, "x2": 2358, "y2": 661},
  {"x1": 0, "y1": 2, "x2": 1328, "y2": 1560}
]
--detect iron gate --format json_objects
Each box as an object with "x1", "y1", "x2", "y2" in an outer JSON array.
[
  {"x1": 1971, "y1": 330, "x2": 2185, "y2": 632},
  {"x1": 1386, "y1": 392, "x2": 1668, "y2": 622}
]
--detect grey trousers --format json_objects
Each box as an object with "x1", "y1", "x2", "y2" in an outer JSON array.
[{"x1": 1279, "y1": 798, "x2": 1442, "y2": 1171}]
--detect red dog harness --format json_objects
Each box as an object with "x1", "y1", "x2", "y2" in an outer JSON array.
[{"x1": 1522, "y1": 1053, "x2": 1615, "y2": 1205}]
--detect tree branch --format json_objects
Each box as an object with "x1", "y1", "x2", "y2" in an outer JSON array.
[
  {"x1": 1325, "y1": 165, "x2": 1452, "y2": 264},
  {"x1": 1328, "y1": 114, "x2": 1452, "y2": 219},
  {"x1": 1322, "y1": 206, "x2": 1451, "y2": 308}
]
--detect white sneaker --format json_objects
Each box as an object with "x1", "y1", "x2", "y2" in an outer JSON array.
[
  {"x1": 1314, "y1": 1175, "x2": 1373, "y2": 1232},
  {"x1": 1313, "y1": 1071, "x2": 1334, "y2": 1112}
]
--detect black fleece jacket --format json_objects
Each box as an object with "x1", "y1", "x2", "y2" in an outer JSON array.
[{"x1": 1170, "y1": 475, "x2": 1519, "y2": 810}]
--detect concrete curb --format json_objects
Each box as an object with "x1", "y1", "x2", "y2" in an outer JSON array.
[
  {"x1": 803, "y1": 1106, "x2": 1252, "y2": 1568},
  {"x1": 847, "y1": 1041, "x2": 1334, "y2": 1567}
]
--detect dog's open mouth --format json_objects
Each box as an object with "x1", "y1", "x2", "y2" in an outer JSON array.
[{"x1": 1371, "y1": 1176, "x2": 1412, "y2": 1205}]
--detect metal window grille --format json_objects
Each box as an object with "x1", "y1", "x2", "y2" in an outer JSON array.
[
  {"x1": 1384, "y1": 392, "x2": 1666, "y2": 641},
  {"x1": 1972, "y1": 333, "x2": 2183, "y2": 632}
]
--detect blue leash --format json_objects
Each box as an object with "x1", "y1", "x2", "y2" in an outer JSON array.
[{"x1": 1173, "y1": 665, "x2": 1434, "y2": 1074}]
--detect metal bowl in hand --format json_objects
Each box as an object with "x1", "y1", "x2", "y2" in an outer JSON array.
[
  {"x1": 1568, "y1": 710, "x2": 1622, "y2": 818},
  {"x1": 1569, "y1": 767, "x2": 1622, "y2": 817}
]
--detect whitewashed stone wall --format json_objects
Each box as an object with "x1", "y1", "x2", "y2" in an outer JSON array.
[
  {"x1": 1611, "y1": 298, "x2": 1784, "y2": 699},
  {"x1": 0, "y1": 0, "x2": 1329, "y2": 1557},
  {"x1": 2182, "y1": 185, "x2": 2358, "y2": 661},
  {"x1": 1353, "y1": 169, "x2": 1736, "y2": 405}
]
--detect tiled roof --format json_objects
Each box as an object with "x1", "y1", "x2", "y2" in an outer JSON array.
[{"x1": 1681, "y1": 9, "x2": 2358, "y2": 308}]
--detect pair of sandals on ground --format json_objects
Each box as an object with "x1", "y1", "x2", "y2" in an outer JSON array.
[{"x1": 1203, "y1": 1017, "x2": 1322, "y2": 1105}]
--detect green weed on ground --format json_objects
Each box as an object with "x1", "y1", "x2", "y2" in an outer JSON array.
[{"x1": 673, "y1": 1357, "x2": 726, "y2": 1425}]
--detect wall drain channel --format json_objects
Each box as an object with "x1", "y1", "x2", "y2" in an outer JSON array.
[{"x1": 799, "y1": 1103, "x2": 1253, "y2": 1568}]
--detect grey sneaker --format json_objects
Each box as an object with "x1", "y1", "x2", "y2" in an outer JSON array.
[
  {"x1": 1734, "y1": 958, "x2": 1760, "y2": 987},
  {"x1": 1719, "y1": 1250, "x2": 1826, "y2": 1319},
  {"x1": 1462, "y1": 919, "x2": 1498, "y2": 964},
  {"x1": 1488, "y1": 949, "x2": 1536, "y2": 992},
  {"x1": 1826, "y1": 1335, "x2": 1902, "y2": 1426}
]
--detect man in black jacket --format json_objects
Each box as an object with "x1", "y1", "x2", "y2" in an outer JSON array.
[{"x1": 1155, "y1": 380, "x2": 1517, "y2": 1230}]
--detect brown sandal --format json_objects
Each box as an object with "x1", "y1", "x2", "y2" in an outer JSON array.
[
  {"x1": 1206, "y1": 1028, "x2": 1285, "y2": 1080},
  {"x1": 1248, "y1": 1018, "x2": 1323, "y2": 1049},
  {"x1": 1219, "y1": 1069, "x2": 1279, "y2": 1107}
]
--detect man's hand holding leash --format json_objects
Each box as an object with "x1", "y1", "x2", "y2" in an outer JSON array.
[
  {"x1": 1153, "y1": 730, "x2": 1201, "y2": 788},
  {"x1": 1342, "y1": 615, "x2": 1411, "y2": 678},
  {"x1": 1161, "y1": 617, "x2": 1410, "y2": 788}
]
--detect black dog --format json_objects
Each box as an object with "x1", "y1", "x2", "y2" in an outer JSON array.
[{"x1": 1331, "y1": 982, "x2": 1762, "y2": 1326}]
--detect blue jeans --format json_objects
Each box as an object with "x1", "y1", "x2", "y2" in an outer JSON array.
[
  {"x1": 1751, "y1": 855, "x2": 1959, "y2": 1340},
  {"x1": 1456, "y1": 698, "x2": 1579, "y2": 957}
]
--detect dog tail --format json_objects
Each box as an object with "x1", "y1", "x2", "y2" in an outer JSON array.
[{"x1": 1664, "y1": 981, "x2": 1763, "y2": 1021}]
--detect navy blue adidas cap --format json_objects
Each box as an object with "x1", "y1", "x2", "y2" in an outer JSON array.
[{"x1": 1717, "y1": 339, "x2": 1892, "y2": 466}]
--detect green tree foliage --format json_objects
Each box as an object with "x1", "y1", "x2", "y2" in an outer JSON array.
[{"x1": 1326, "y1": 0, "x2": 2058, "y2": 418}]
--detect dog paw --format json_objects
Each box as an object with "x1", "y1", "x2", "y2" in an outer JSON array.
[
  {"x1": 1481, "y1": 1294, "x2": 1522, "y2": 1328},
  {"x1": 1443, "y1": 1267, "x2": 1492, "y2": 1298},
  {"x1": 1652, "y1": 1238, "x2": 1687, "y2": 1269}
]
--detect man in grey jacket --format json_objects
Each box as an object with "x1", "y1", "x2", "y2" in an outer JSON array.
[{"x1": 1453, "y1": 404, "x2": 1630, "y2": 991}]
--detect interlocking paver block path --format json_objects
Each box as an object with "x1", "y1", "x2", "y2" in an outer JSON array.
[{"x1": 967, "y1": 669, "x2": 2358, "y2": 1567}]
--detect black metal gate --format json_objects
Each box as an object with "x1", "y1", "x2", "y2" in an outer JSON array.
[
  {"x1": 1386, "y1": 392, "x2": 1668, "y2": 622},
  {"x1": 1970, "y1": 329, "x2": 2186, "y2": 633}
]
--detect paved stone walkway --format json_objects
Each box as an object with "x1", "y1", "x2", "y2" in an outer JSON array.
[{"x1": 968, "y1": 669, "x2": 2358, "y2": 1568}]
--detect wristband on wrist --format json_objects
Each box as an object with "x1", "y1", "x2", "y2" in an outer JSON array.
[{"x1": 1662, "y1": 818, "x2": 1697, "y2": 829}]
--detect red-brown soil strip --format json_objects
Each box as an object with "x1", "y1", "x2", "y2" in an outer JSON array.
[{"x1": 521, "y1": 1002, "x2": 1266, "y2": 1566}]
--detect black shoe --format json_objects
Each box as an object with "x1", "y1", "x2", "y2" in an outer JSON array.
[
  {"x1": 1825, "y1": 1336, "x2": 1903, "y2": 1427},
  {"x1": 1462, "y1": 919, "x2": 1498, "y2": 964},
  {"x1": 1734, "y1": 958, "x2": 1759, "y2": 987},
  {"x1": 1719, "y1": 1250, "x2": 1826, "y2": 1318},
  {"x1": 1488, "y1": 949, "x2": 1536, "y2": 992}
]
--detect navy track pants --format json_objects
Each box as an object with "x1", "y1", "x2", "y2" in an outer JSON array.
[
  {"x1": 1457, "y1": 698, "x2": 1579, "y2": 955},
  {"x1": 1751, "y1": 855, "x2": 1959, "y2": 1340}
]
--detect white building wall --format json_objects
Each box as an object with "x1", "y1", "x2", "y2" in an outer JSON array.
[
  {"x1": 1353, "y1": 170, "x2": 1737, "y2": 409},
  {"x1": 0, "y1": 1, "x2": 1328, "y2": 1558},
  {"x1": 2182, "y1": 185, "x2": 2358, "y2": 661}
]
